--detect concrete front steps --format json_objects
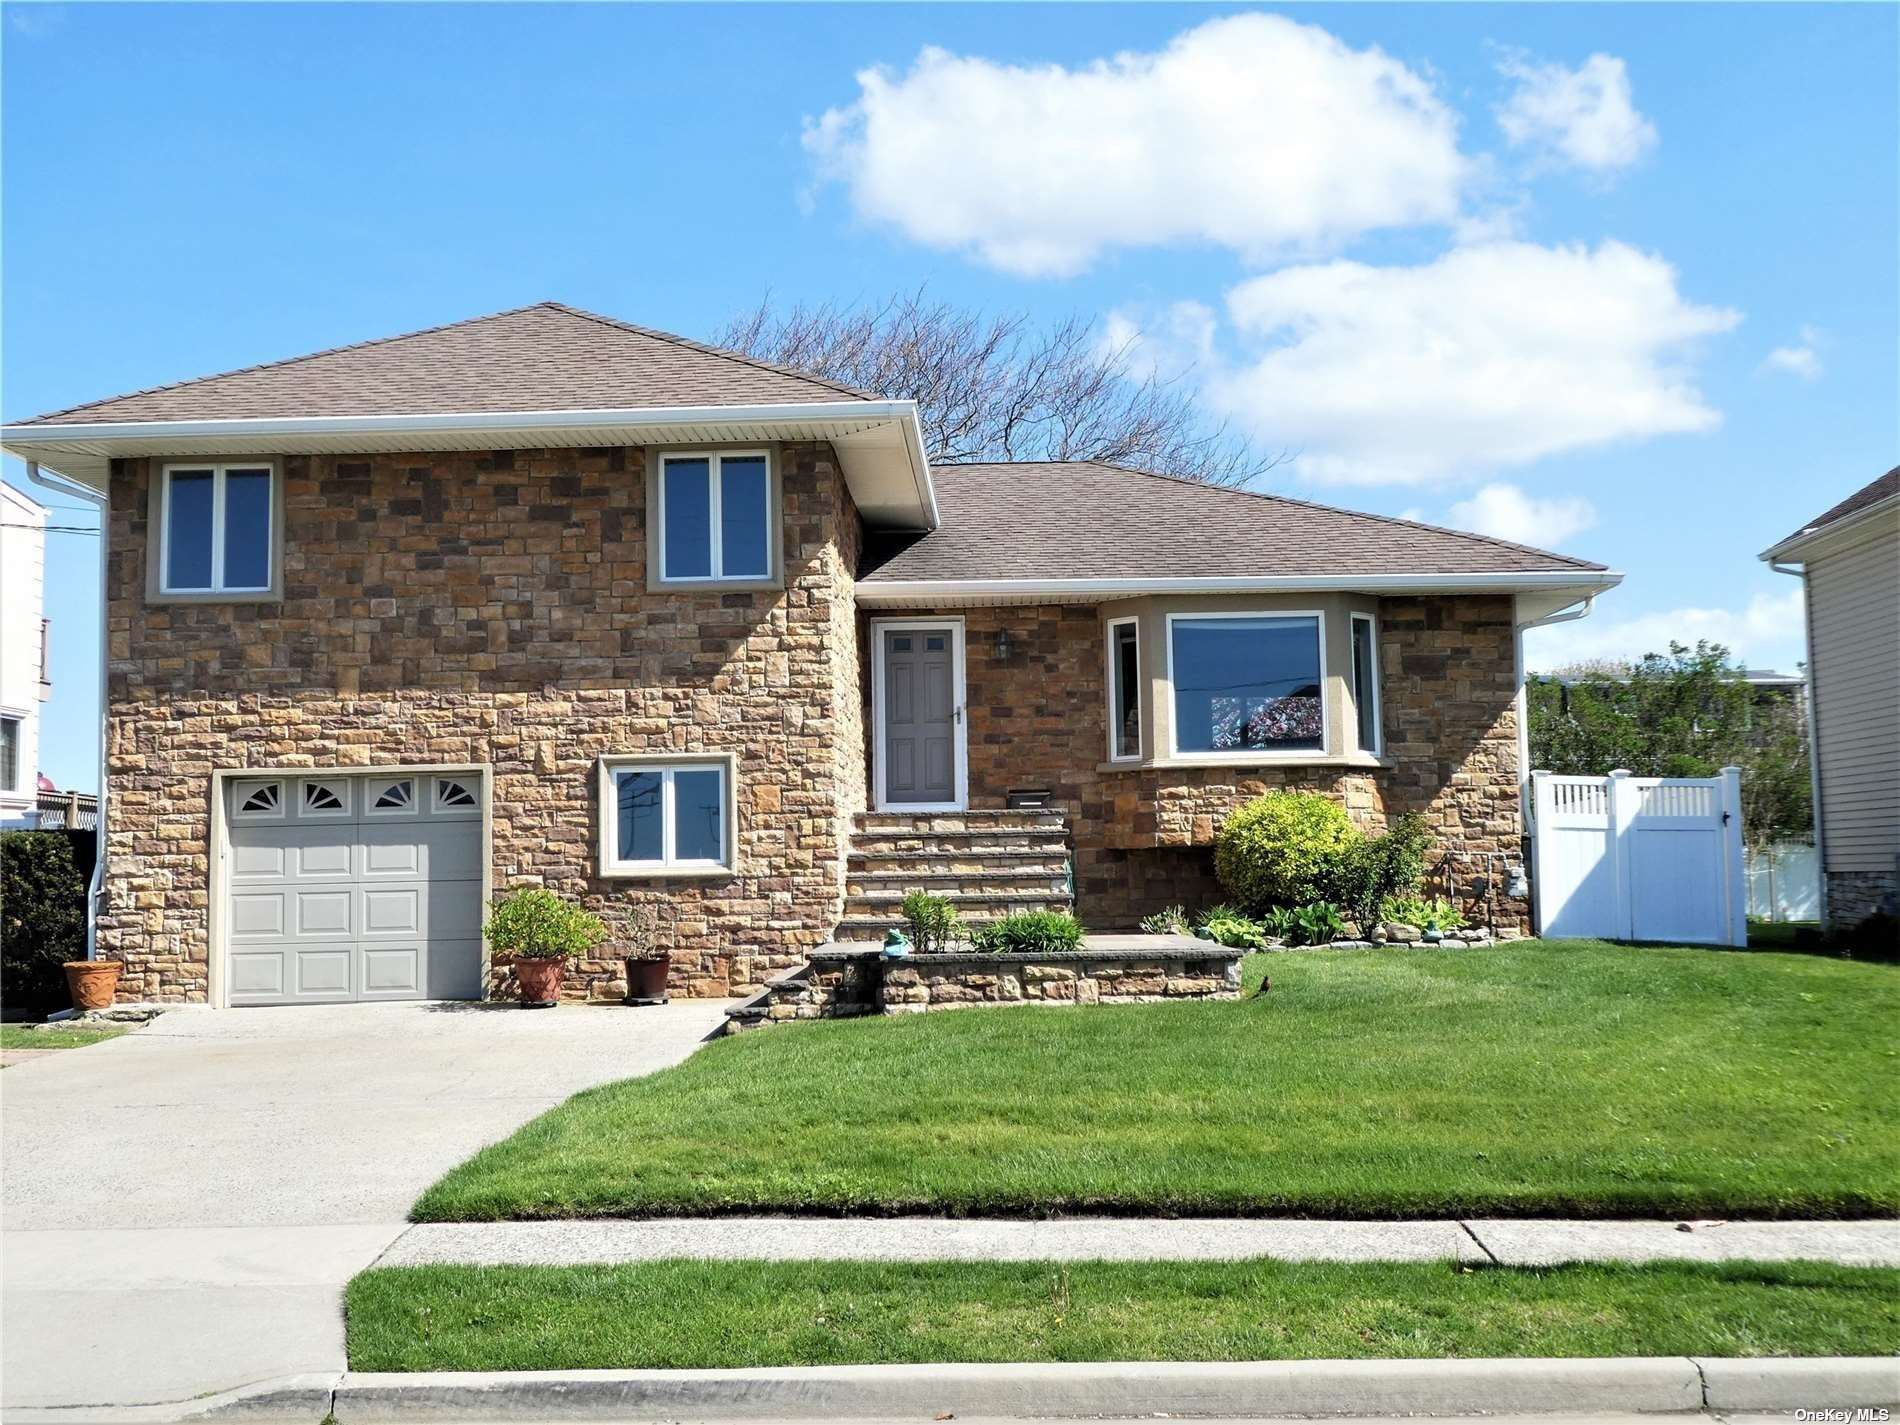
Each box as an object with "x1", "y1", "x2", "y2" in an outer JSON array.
[{"x1": 836, "y1": 810, "x2": 1073, "y2": 942}]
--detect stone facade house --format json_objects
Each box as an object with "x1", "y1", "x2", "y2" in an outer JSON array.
[
  {"x1": 1759, "y1": 467, "x2": 1899, "y2": 932},
  {"x1": 1, "y1": 303, "x2": 1620, "y2": 1006}
]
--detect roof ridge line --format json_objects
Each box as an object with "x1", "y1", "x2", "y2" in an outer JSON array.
[
  {"x1": 941, "y1": 459, "x2": 1601, "y2": 572},
  {"x1": 539, "y1": 302, "x2": 884, "y2": 403},
  {"x1": 15, "y1": 302, "x2": 560, "y2": 426}
]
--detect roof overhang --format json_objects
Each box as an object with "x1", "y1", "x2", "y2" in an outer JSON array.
[
  {"x1": 0, "y1": 400, "x2": 940, "y2": 530},
  {"x1": 855, "y1": 570, "x2": 1623, "y2": 608},
  {"x1": 1758, "y1": 489, "x2": 1900, "y2": 564}
]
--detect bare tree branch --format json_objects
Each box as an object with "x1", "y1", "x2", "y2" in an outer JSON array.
[{"x1": 713, "y1": 290, "x2": 1282, "y2": 488}]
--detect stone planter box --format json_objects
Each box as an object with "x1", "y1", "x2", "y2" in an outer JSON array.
[{"x1": 727, "y1": 934, "x2": 1242, "y2": 1032}]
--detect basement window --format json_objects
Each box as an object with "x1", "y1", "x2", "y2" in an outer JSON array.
[
  {"x1": 599, "y1": 755, "x2": 736, "y2": 877},
  {"x1": 657, "y1": 451, "x2": 773, "y2": 583},
  {"x1": 159, "y1": 463, "x2": 276, "y2": 595}
]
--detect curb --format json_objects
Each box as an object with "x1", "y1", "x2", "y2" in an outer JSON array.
[{"x1": 7, "y1": 1356, "x2": 1892, "y2": 1422}]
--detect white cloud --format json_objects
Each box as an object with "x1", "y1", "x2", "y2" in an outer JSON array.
[
  {"x1": 1496, "y1": 51, "x2": 1657, "y2": 176},
  {"x1": 804, "y1": 14, "x2": 1469, "y2": 277},
  {"x1": 1762, "y1": 325, "x2": 1825, "y2": 381},
  {"x1": 1447, "y1": 482, "x2": 1597, "y2": 548},
  {"x1": 1525, "y1": 586, "x2": 1807, "y2": 673},
  {"x1": 1206, "y1": 239, "x2": 1741, "y2": 485}
]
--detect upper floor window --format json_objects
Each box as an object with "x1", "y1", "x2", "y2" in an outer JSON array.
[
  {"x1": 1350, "y1": 614, "x2": 1382, "y2": 756},
  {"x1": 159, "y1": 463, "x2": 274, "y2": 595},
  {"x1": 1168, "y1": 613, "x2": 1325, "y2": 757},
  {"x1": 657, "y1": 451, "x2": 771, "y2": 583}
]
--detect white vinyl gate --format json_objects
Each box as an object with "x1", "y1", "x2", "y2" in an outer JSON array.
[{"x1": 1530, "y1": 768, "x2": 1747, "y2": 946}]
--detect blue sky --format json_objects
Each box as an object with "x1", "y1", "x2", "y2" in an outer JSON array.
[{"x1": 4, "y1": 2, "x2": 1894, "y2": 791}]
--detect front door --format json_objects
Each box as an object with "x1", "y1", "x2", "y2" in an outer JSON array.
[{"x1": 879, "y1": 624, "x2": 961, "y2": 808}]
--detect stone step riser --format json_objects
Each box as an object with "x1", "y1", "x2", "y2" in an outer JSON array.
[
  {"x1": 850, "y1": 857, "x2": 1072, "y2": 878},
  {"x1": 854, "y1": 815, "x2": 1067, "y2": 835},
  {"x1": 849, "y1": 835, "x2": 1072, "y2": 858},
  {"x1": 847, "y1": 875, "x2": 1071, "y2": 899}
]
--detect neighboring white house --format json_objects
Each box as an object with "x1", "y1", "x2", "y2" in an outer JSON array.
[
  {"x1": 1761, "y1": 466, "x2": 1900, "y2": 931},
  {"x1": 0, "y1": 480, "x2": 51, "y2": 826}
]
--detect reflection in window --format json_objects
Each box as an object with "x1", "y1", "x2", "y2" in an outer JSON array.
[
  {"x1": 606, "y1": 762, "x2": 729, "y2": 871},
  {"x1": 1351, "y1": 616, "x2": 1381, "y2": 754},
  {"x1": 1108, "y1": 620, "x2": 1140, "y2": 760},
  {"x1": 1169, "y1": 616, "x2": 1323, "y2": 754}
]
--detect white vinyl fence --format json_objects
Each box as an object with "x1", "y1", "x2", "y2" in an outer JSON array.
[
  {"x1": 1530, "y1": 768, "x2": 1747, "y2": 946},
  {"x1": 1746, "y1": 840, "x2": 1821, "y2": 923}
]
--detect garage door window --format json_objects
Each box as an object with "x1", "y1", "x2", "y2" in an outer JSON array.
[
  {"x1": 600, "y1": 756, "x2": 734, "y2": 876},
  {"x1": 234, "y1": 779, "x2": 284, "y2": 819}
]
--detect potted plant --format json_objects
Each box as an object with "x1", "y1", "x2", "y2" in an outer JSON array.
[
  {"x1": 63, "y1": 957, "x2": 122, "y2": 1012},
  {"x1": 483, "y1": 887, "x2": 606, "y2": 1008},
  {"x1": 621, "y1": 908, "x2": 670, "y2": 1005}
]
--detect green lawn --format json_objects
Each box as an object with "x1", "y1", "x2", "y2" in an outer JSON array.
[
  {"x1": 0, "y1": 1024, "x2": 127, "y2": 1053},
  {"x1": 414, "y1": 942, "x2": 1900, "y2": 1221},
  {"x1": 345, "y1": 1258, "x2": 1900, "y2": 1371}
]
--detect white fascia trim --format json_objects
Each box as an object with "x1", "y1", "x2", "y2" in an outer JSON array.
[
  {"x1": 857, "y1": 571, "x2": 1624, "y2": 601},
  {"x1": 1758, "y1": 490, "x2": 1900, "y2": 564}
]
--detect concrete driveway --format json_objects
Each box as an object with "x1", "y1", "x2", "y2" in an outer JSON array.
[{"x1": 0, "y1": 998, "x2": 729, "y2": 1412}]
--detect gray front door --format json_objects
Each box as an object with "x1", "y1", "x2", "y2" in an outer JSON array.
[
  {"x1": 223, "y1": 772, "x2": 484, "y2": 1005},
  {"x1": 882, "y1": 627, "x2": 958, "y2": 806}
]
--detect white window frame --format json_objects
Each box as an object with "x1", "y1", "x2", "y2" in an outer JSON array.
[
  {"x1": 297, "y1": 777, "x2": 353, "y2": 820},
  {"x1": 231, "y1": 777, "x2": 287, "y2": 822},
  {"x1": 158, "y1": 462, "x2": 276, "y2": 595},
  {"x1": 1105, "y1": 616, "x2": 1142, "y2": 763},
  {"x1": 597, "y1": 753, "x2": 738, "y2": 878},
  {"x1": 655, "y1": 450, "x2": 774, "y2": 584},
  {"x1": 1350, "y1": 613, "x2": 1383, "y2": 757},
  {"x1": 1164, "y1": 610, "x2": 1329, "y2": 763},
  {"x1": 364, "y1": 776, "x2": 421, "y2": 818}
]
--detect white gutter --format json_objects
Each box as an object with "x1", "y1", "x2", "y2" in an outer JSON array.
[
  {"x1": 1759, "y1": 490, "x2": 1900, "y2": 564},
  {"x1": 1770, "y1": 556, "x2": 1827, "y2": 925},
  {"x1": 858, "y1": 571, "x2": 1622, "y2": 601},
  {"x1": 22, "y1": 460, "x2": 107, "y2": 961}
]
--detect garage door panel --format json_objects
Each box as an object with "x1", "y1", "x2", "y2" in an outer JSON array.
[
  {"x1": 361, "y1": 945, "x2": 424, "y2": 998},
  {"x1": 225, "y1": 772, "x2": 483, "y2": 1007}
]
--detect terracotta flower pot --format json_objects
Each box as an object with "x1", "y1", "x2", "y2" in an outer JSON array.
[
  {"x1": 64, "y1": 960, "x2": 121, "y2": 1012},
  {"x1": 623, "y1": 954, "x2": 671, "y2": 1004},
  {"x1": 513, "y1": 955, "x2": 567, "y2": 1007}
]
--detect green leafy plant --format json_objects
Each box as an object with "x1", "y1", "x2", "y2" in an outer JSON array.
[
  {"x1": 0, "y1": 831, "x2": 90, "y2": 1014},
  {"x1": 1289, "y1": 901, "x2": 1346, "y2": 946},
  {"x1": 1380, "y1": 894, "x2": 1468, "y2": 934},
  {"x1": 1139, "y1": 905, "x2": 1191, "y2": 935},
  {"x1": 969, "y1": 910, "x2": 1084, "y2": 955},
  {"x1": 1328, "y1": 813, "x2": 1432, "y2": 931},
  {"x1": 1196, "y1": 909, "x2": 1268, "y2": 950},
  {"x1": 483, "y1": 887, "x2": 608, "y2": 962},
  {"x1": 1261, "y1": 906, "x2": 1300, "y2": 941},
  {"x1": 1214, "y1": 792, "x2": 1359, "y2": 914},
  {"x1": 901, "y1": 891, "x2": 964, "y2": 954}
]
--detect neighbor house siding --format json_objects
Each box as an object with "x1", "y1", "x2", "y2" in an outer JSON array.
[
  {"x1": 101, "y1": 441, "x2": 860, "y2": 1003},
  {"x1": 860, "y1": 595, "x2": 1531, "y2": 936},
  {"x1": 1803, "y1": 509, "x2": 1900, "y2": 924}
]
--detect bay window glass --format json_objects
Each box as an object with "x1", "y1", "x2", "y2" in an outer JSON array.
[
  {"x1": 1169, "y1": 615, "x2": 1324, "y2": 755},
  {"x1": 1108, "y1": 619, "x2": 1141, "y2": 760},
  {"x1": 1351, "y1": 615, "x2": 1382, "y2": 754}
]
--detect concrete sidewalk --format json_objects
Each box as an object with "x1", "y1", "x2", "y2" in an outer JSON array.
[
  {"x1": 378, "y1": 1214, "x2": 1900, "y2": 1268},
  {"x1": 1, "y1": 1000, "x2": 730, "y2": 1413}
]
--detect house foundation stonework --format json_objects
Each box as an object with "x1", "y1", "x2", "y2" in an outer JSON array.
[{"x1": 101, "y1": 442, "x2": 868, "y2": 1003}]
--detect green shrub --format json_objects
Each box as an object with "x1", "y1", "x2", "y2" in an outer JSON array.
[
  {"x1": 1262, "y1": 906, "x2": 1300, "y2": 941},
  {"x1": 1197, "y1": 909, "x2": 1267, "y2": 950},
  {"x1": 969, "y1": 911, "x2": 1083, "y2": 955},
  {"x1": 1380, "y1": 894, "x2": 1468, "y2": 934},
  {"x1": 483, "y1": 887, "x2": 607, "y2": 961},
  {"x1": 1214, "y1": 792, "x2": 1358, "y2": 914},
  {"x1": 1329, "y1": 813, "x2": 1432, "y2": 930},
  {"x1": 1, "y1": 831, "x2": 89, "y2": 1014},
  {"x1": 1289, "y1": 901, "x2": 1346, "y2": 946},
  {"x1": 901, "y1": 891, "x2": 964, "y2": 954},
  {"x1": 1138, "y1": 905, "x2": 1190, "y2": 935}
]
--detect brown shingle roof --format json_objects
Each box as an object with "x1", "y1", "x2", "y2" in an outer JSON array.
[
  {"x1": 1774, "y1": 466, "x2": 1900, "y2": 548},
  {"x1": 14, "y1": 302, "x2": 876, "y2": 425},
  {"x1": 859, "y1": 461, "x2": 1606, "y2": 581}
]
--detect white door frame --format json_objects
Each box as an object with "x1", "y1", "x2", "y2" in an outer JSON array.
[{"x1": 870, "y1": 616, "x2": 967, "y2": 813}]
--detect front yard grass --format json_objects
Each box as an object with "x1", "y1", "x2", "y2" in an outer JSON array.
[
  {"x1": 0, "y1": 1024, "x2": 127, "y2": 1053},
  {"x1": 345, "y1": 1258, "x2": 1900, "y2": 1370},
  {"x1": 414, "y1": 941, "x2": 1900, "y2": 1221}
]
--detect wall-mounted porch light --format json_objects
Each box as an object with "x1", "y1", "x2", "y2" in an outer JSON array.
[{"x1": 992, "y1": 627, "x2": 1012, "y2": 661}]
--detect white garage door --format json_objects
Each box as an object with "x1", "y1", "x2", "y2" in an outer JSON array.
[{"x1": 223, "y1": 771, "x2": 484, "y2": 1006}]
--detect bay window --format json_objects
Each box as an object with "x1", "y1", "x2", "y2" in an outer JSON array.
[
  {"x1": 159, "y1": 463, "x2": 275, "y2": 595},
  {"x1": 1106, "y1": 618, "x2": 1141, "y2": 761},
  {"x1": 1168, "y1": 613, "x2": 1325, "y2": 757},
  {"x1": 657, "y1": 451, "x2": 773, "y2": 583},
  {"x1": 1351, "y1": 614, "x2": 1382, "y2": 755}
]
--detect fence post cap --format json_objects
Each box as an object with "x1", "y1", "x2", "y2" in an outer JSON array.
[{"x1": 1608, "y1": 768, "x2": 1633, "y2": 777}]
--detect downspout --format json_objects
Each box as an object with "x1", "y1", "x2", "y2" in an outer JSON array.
[
  {"x1": 23, "y1": 460, "x2": 108, "y2": 960},
  {"x1": 1770, "y1": 558, "x2": 1825, "y2": 926},
  {"x1": 1514, "y1": 594, "x2": 1597, "y2": 933}
]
